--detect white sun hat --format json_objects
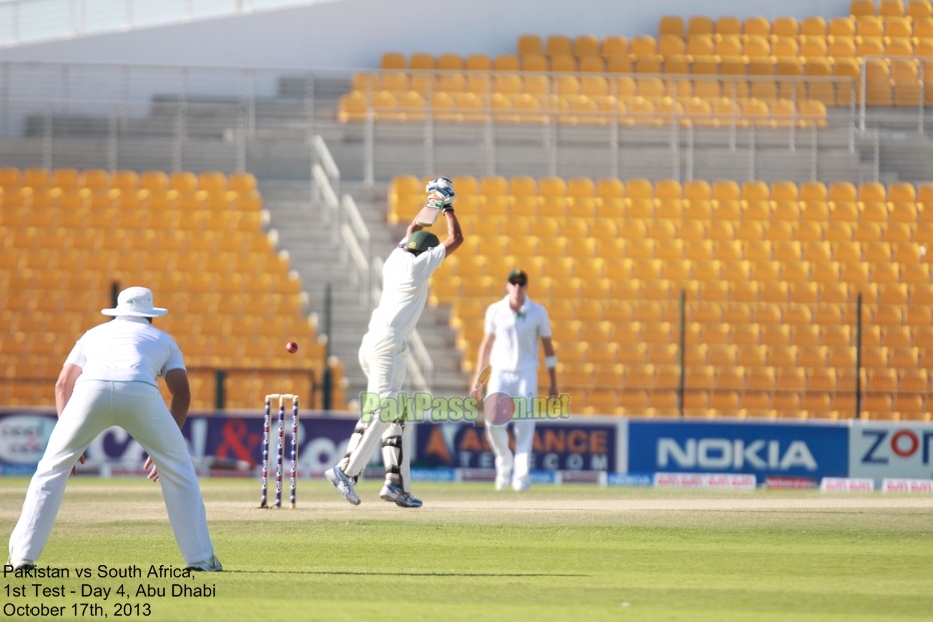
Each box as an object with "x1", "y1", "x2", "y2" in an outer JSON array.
[{"x1": 101, "y1": 286, "x2": 168, "y2": 318}]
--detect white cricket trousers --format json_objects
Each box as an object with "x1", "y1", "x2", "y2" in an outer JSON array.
[
  {"x1": 338, "y1": 329, "x2": 414, "y2": 491},
  {"x1": 9, "y1": 380, "x2": 215, "y2": 565},
  {"x1": 485, "y1": 368, "x2": 538, "y2": 490}
]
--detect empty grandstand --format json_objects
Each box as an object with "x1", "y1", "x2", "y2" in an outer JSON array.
[{"x1": 1, "y1": 0, "x2": 932, "y2": 418}]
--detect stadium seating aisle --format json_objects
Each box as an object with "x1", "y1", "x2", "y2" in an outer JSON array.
[
  {"x1": 391, "y1": 174, "x2": 933, "y2": 420},
  {"x1": 0, "y1": 167, "x2": 345, "y2": 411}
]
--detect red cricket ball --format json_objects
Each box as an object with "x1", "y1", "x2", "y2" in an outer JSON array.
[{"x1": 285, "y1": 341, "x2": 298, "y2": 354}]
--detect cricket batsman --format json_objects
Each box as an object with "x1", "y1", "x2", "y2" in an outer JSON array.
[{"x1": 327, "y1": 177, "x2": 463, "y2": 507}]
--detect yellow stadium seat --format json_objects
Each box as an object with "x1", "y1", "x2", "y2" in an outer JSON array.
[
  {"x1": 829, "y1": 17, "x2": 856, "y2": 40},
  {"x1": 544, "y1": 34, "x2": 572, "y2": 58},
  {"x1": 629, "y1": 34, "x2": 658, "y2": 59},
  {"x1": 658, "y1": 34, "x2": 686, "y2": 58},
  {"x1": 352, "y1": 73, "x2": 380, "y2": 94},
  {"x1": 22, "y1": 168, "x2": 50, "y2": 188},
  {"x1": 745, "y1": 15, "x2": 771, "y2": 37},
  {"x1": 900, "y1": 368, "x2": 930, "y2": 394},
  {"x1": 492, "y1": 55, "x2": 520, "y2": 73},
  {"x1": 655, "y1": 199, "x2": 684, "y2": 227},
  {"x1": 909, "y1": 0, "x2": 933, "y2": 17},
  {"x1": 521, "y1": 54, "x2": 547, "y2": 72},
  {"x1": 517, "y1": 34, "x2": 543, "y2": 57},
  {"x1": 858, "y1": 17, "x2": 885, "y2": 40},
  {"x1": 772, "y1": 16, "x2": 800, "y2": 38},
  {"x1": 436, "y1": 53, "x2": 464, "y2": 71},
  {"x1": 169, "y1": 171, "x2": 198, "y2": 194},
  {"x1": 49, "y1": 168, "x2": 78, "y2": 189},
  {"x1": 880, "y1": 0, "x2": 906, "y2": 15},
  {"x1": 0, "y1": 167, "x2": 22, "y2": 189},
  {"x1": 745, "y1": 35, "x2": 771, "y2": 62},
  {"x1": 461, "y1": 56, "x2": 491, "y2": 79},
  {"x1": 731, "y1": 221, "x2": 762, "y2": 242},
  {"x1": 381, "y1": 52, "x2": 406, "y2": 70},
  {"x1": 566, "y1": 33, "x2": 599, "y2": 58},
  {"x1": 801, "y1": 36, "x2": 828, "y2": 60},
  {"x1": 657, "y1": 14, "x2": 685, "y2": 37},
  {"x1": 679, "y1": 197, "x2": 710, "y2": 221},
  {"x1": 852, "y1": 0, "x2": 877, "y2": 16},
  {"x1": 714, "y1": 16, "x2": 741, "y2": 38},
  {"x1": 685, "y1": 16, "x2": 713, "y2": 38},
  {"x1": 697, "y1": 259, "x2": 727, "y2": 281}
]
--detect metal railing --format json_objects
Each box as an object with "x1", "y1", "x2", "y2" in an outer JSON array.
[
  {"x1": 340, "y1": 196, "x2": 370, "y2": 307},
  {"x1": 0, "y1": 61, "x2": 323, "y2": 170},
  {"x1": 312, "y1": 134, "x2": 435, "y2": 393},
  {"x1": 0, "y1": 0, "x2": 325, "y2": 47},
  {"x1": 550, "y1": 292, "x2": 927, "y2": 420},
  {"x1": 312, "y1": 134, "x2": 370, "y2": 307},
  {"x1": 1, "y1": 366, "x2": 319, "y2": 411},
  {"x1": 859, "y1": 55, "x2": 933, "y2": 134},
  {"x1": 349, "y1": 70, "x2": 858, "y2": 182},
  {"x1": 0, "y1": 61, "x2": 870, "y2": 185}
]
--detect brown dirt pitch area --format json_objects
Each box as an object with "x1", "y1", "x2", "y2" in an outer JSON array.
[{"x1": 3, "y1": 479, "x2": 930, "y2": 531}]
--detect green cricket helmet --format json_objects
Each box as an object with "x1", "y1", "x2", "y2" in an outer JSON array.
[{"x1": 404, "y1": 230, "x2": 440, "y2": 255}]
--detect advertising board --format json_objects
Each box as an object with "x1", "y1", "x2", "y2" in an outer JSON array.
[
  {"x1": 627, "y1": 419, "x2": 849, "y2": 484},
  {"x1": 0, "y1": 409, "x2": 356, "y2": 475},
  {"x1": 414, "y1": 418, "x2": 621, "y2": 472},
  {"x1": 848, "y1": 421, "x2": 933, "y2": 485}
]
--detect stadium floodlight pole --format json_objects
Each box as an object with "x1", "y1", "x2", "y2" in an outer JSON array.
[
  {"x1": 322, "y1": 282, "x2": 332, "y2": 411},
  {"x1": 678, "y1": 289, "x2": 685, "y2": 418},
  {"x1": 854, "y1": 293, "x2": 862, "y2": 419}
]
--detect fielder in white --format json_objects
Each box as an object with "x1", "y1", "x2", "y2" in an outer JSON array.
[
  {"x1": 327, "y1": 177, "x2": 463, "y2": 508},
  {"x1": 473, "y1": 269, "x2": 557, "y2": 491},
  {"x1": 7, "y1": 287, "x2": 221, "y2": 572}
]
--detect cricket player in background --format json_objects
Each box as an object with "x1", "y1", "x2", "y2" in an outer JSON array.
[
  {"x1": 473, "y1": 270, "x2": 557, "y2": 491},
  {"x1": 327, "y1": 178, "x2": 463, "y2": 508}
]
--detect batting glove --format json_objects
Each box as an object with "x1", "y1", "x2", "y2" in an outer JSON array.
[{"x1": 426, "y1": 177, "x2": 456, "y2": 205}]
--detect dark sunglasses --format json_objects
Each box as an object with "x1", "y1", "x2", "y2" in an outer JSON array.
[{"x1": 508, "y1": 280, "x2": 527, "y2": 287}]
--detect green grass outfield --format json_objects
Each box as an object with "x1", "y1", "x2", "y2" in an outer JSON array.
[{"x1": 1, "y1": 477, "x2": 932, "y2": 621}]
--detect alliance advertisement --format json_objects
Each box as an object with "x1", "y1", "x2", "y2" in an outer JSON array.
[{"x1": 413, "y1": 419, "x2": 622, "y2": 472}]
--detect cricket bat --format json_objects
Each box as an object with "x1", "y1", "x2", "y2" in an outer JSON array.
[
  {"x1": 414, "y1": 193, "x2": 445, "y2": 227},
  {"x1": 471, "y1": 365, "x2": 492, "y2": 428},
  {"x1": 472, "y1": 365, "x2": 492, "y2": 396}
]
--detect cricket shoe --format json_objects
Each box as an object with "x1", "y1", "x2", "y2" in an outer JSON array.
[
  {"x1": 7, "y1": 556, "x2": 35, "y2": 570},
  {"x1": 326, "y1": 466, "x2": 361, "y2": 506},
  {"x1": 494, "y1": 478, "x2": 509, "y2": 491},
  {"x1": 512, "y1": 480, "x2": 530, "y2": 492},
  {"x1": 186, "y1": 554, "x2": 223, "y2": 572},
  {"x1": 380, "y1": 483, "x2": 423, "y2": 508}
]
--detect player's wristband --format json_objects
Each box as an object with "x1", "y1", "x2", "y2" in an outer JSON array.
[
  {"x1": 442, "y1": 205, "x2": 454, "y2": 213},
  {"x1": 545, "y1": 355, "x2": 557, "y2": 369}
]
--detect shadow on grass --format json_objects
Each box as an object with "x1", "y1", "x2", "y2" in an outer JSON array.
[{"x1": 230, "y1": 569, "x2": 589, "y2": 577}]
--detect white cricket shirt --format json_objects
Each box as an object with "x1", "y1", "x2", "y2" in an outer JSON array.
[
  {"x1": 367, "y1": 241, "x2": 447, "y2": 338},
  {"x1": 65, "y1": 316, "x2": 186, "y2": 387},
  {"x1": 484, "y1": 296, "x2": 552, "y2": 372}
]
